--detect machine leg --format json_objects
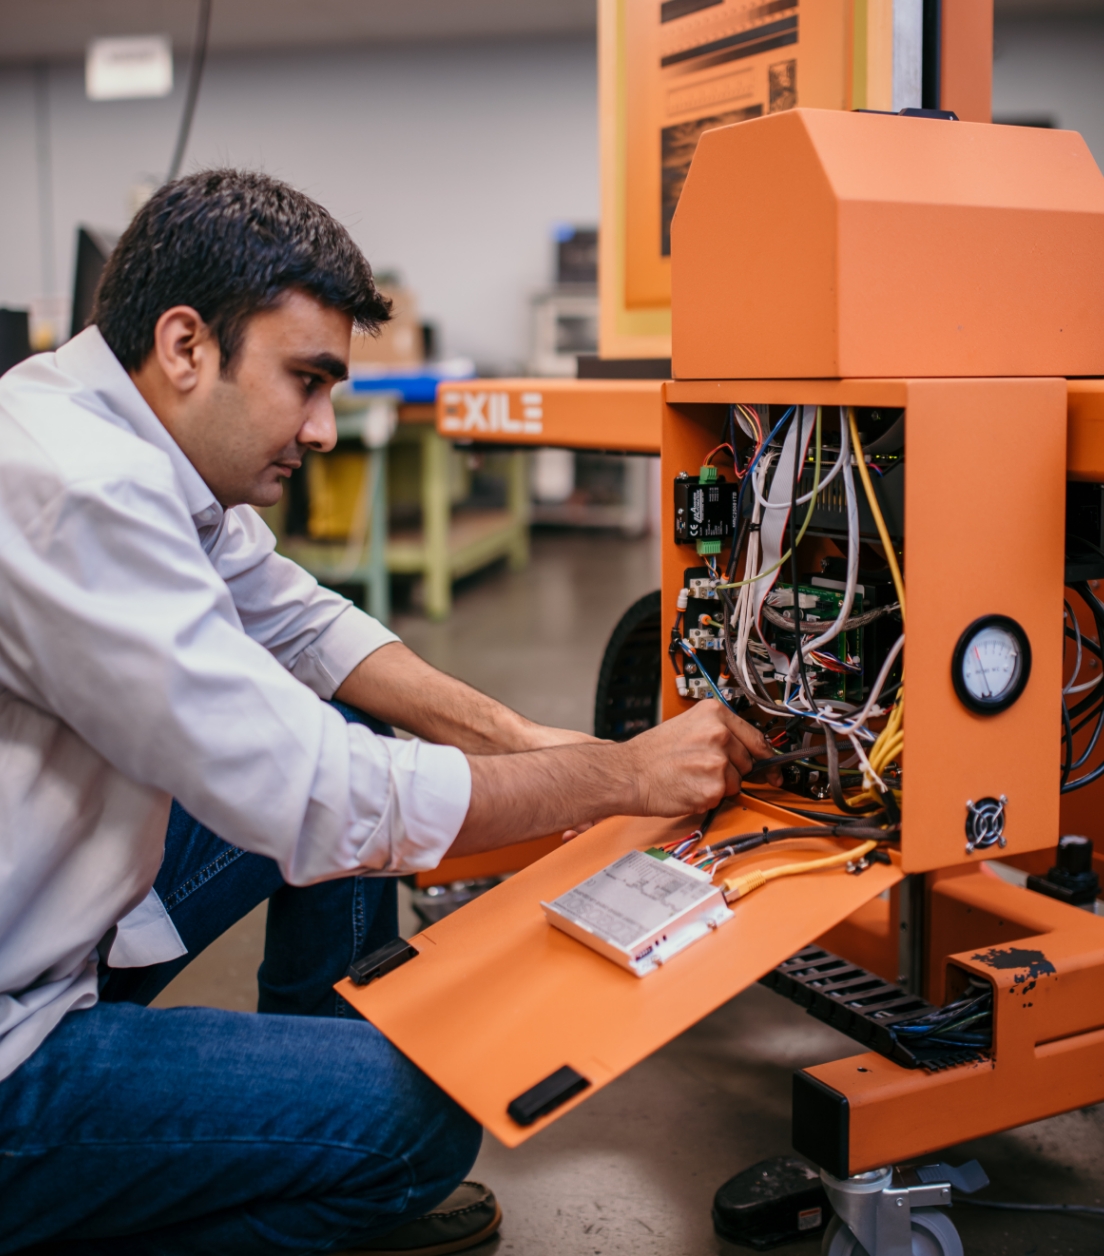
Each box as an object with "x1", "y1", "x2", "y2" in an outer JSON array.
[
  {"x1": 506, "y1": 449, "x2": 531, "y2": 572},
  {"x1": 819, "y1": 1168, "x2": 961, "y2": 1256},
  {"x1": 421, "y1": 426, "x2": 451, "y2": 620}
]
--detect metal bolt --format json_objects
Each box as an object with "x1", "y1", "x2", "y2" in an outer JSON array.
[{"x1": 896, "y1": 1198, "x2": 904, "y2": 1208}]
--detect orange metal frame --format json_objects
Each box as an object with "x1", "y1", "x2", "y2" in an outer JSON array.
[{"x1": 386, "y1": 110, "x2": 1104, "y2": 1172}]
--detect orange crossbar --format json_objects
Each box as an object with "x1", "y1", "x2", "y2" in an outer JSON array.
[{"x1": 436, "y1": 378, "x2": 660, "y2": 453}]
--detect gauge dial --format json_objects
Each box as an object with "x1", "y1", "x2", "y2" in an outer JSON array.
[{"x1": 952, "y1": 616, "x2": 1032, "y2": 715}]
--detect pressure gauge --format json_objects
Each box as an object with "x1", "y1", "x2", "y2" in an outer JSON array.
[{"x1": 952, "y1": 615, "x2": 1032, "y2": 715}]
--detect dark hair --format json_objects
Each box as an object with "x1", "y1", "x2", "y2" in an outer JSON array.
[{"x1": 92, "y1": 168, "x2": 391, "y2": 372}]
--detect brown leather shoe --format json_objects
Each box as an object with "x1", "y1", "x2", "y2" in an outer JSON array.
[{"x1": 350, "y1": 1181, "x2": 502, "y2": 1255}]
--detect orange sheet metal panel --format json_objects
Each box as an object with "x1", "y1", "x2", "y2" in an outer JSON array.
[
  {"x1": 940, "y1": 0, "x2": 993, "y2": 125},
  {"x1": 671, "y1": 108, "x2": 1104, "y2": 380},
  {"x1": 1067, "y1": 379, "x2": 1104, "y2": 482},
  {"x1": 803, "y1": 868, "x2": 1104, "y2": 1174},
  {"x1": 341, "y1": 799, "x2": 900, "y2": 1147},
  {"x1": 664, "y1": 378, "x2": 907, "y2": 408},
  {"x1": 435, "y1": 379, "x2": 661, "y2": 453},
  {"x1": 413, "y1": 834, "x2": 563, "y2": 889},
  {"x1": 902, "y1": 378, "x2": 1066, "y2": 870}
]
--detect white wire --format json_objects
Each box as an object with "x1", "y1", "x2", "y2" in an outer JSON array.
[
  {"x1": 1067, "y1": 671, "x2": 1104, "y2": 695},
  {"x1": 1064, "y1": 603, "x2": 1083, "y2": 696},
  {"x1": 845, "y1": 634, "x2": 905, "y2": 733},
  {"x1": 748, "y1": 407, "x2": 848, "y2": 511},
  {"x1": 783, "y1": 423, "x2": 859, "y2": 685}
]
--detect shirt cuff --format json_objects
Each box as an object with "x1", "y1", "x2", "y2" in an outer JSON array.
[
  {"x1": 351, "y1": 736, "x2": 473, "y2": 874},
  {"x1": 108, "y1": 889, "x2": 188, "y2": 968},
  {"x1": 289, "y1": 605, "x2": 400, "y2": 699}
]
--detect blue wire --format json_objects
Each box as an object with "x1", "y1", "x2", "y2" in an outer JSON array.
[
  {"x1": 734, "y1": 406, "x2": 796, "y2": 539},
  {"x1": 678, "y1": 640, "x2": 738, "y2": 712}
]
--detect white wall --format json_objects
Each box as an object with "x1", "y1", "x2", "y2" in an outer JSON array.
[
  {"x1": 993, "y1": 15, "x2": 1104, "y2": 161},
  {"x1": 0, "y1": 36, "x2": 598, "y2": 371}
]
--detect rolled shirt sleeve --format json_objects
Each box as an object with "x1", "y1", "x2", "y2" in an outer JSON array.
[{"x1": 0, "y1": 460, "x2": 469, "y2": 885}]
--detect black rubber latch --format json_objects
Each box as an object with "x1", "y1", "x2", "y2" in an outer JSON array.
[
  {"x1": 507, "y1": 1065, "x2": 590, "y2": 1126},
  {"x1": 916, "y1": 1159, "x2": 989, "y2": 1195},
  {"x1": 346, "y1": 938, "x2": 418, "y2": 987}
]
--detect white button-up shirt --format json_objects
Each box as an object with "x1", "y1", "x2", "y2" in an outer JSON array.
[{"x1": 0, "y1": 327, "x2": 471, "y2": 1081}]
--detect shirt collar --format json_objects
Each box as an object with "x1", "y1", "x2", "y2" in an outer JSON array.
[{"x1": 56, "y1": 327, "x2": 223, "y2": 529}]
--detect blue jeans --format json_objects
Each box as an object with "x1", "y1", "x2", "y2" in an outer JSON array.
[{"x1": 0, "y1": 704, "x2": 480, "y2": 1254}]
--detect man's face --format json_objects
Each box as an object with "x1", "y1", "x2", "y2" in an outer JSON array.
[{"x1": 159, "y1": 290, "x2": 352, "y2": 509}]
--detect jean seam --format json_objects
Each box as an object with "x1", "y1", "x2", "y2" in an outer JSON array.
[{"x1": 160, "y1": 845, "x2": 248, "y2": 910}]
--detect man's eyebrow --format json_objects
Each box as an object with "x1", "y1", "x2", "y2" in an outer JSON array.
[{"x1": 297, "y1": 353, "x2": 349, "y2": 382}]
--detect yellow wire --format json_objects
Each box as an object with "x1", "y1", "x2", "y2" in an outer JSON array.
[
  {"x1": 722, "y1": 840, "x2": 879, "y2": 901},
  {"x1": 848, "y1": 409, "x2": 905, "y2": 620},
  {"x1": 847, "y1": 408, "x2": 905, "y2": 805}
]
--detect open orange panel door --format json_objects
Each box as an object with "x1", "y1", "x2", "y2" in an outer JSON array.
[{"x1": 339, "y1": 795, "x2": 901, "y2": 1147}]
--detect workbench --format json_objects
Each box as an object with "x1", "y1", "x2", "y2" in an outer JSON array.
[{"x1": 266, "y1": 401, "x2": 529, "y2": 621}]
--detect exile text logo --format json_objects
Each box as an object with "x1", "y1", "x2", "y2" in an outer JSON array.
[{"x1": 440, "y1": 390, "x2": 543, "y2": 435}]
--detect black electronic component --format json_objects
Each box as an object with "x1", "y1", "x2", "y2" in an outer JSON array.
[
  {"x1": 712, "y1": 1155, "x2": 829, "y2": 1250},
  {"x1": 760, "y1": 945, "x2": 989, "y2": 1071},
  {"x1": 679, "y1": 565, "x2": 733, "y2": 701},
  {"x1": 673, "y1": 472, "x2": 738, "y2": 545},
  {"x1": 1027, "y1": 834, "x2": 1101, "y2": 907},
  {"x1": 507, "y1": 1065, "x2": 590, "y2": 1126},
  {"x1": 763, "y1": 581, "x2": 865, "y2": 702},
  {"x1": 346, "y1": 937, "x2": 418, "y2": 986},
  {"x1": 818, "y1": 559, "x2": 902, "y2": 696}
]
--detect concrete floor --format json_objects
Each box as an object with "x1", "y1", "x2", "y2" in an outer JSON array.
[{"x1": 154, "y1": 530, "x2": 1104, "y2": 1256}]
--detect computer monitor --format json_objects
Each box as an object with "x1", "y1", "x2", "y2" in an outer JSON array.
[{"x1": 69, "y1": 226, "x2": 118, "y2": 341}]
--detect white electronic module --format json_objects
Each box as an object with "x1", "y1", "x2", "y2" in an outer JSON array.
[{"x1": 541, "y1": 848, "x2": 733, "y2": 977}]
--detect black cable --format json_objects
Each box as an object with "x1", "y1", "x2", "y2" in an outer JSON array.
[
  {"x1": 824, "y1": 730, "x2": 879, "y2": 814},
  {"x1": 1061, "y1": 694, "x2": 1074, "y2": 788},
  {"x1": 953, "y1": 1197, "x2": 1104, "y2": 1217},
  {"x1": 166, "y1": 0, "x2": 213, "y2": 182},
  {"x1": 700, "y1": 821, "x2": 894, "y2": 860},
  {"x1": 743, "y1": 742, "x2": 854, "y2": 775},
  {"x1": 1061, "y1": 582, "x2": 1104, "y2": 792},
  {"x1": 739, "y1": 791, "x2": 900, "y2": 829}
]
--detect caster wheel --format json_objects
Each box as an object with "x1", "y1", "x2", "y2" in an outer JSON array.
[
  {"x1": 821, "y1": 1208, "x2": 963, "y2": 1256},
  {"x1": 593, "y1": 589, "x2": 662, "y2": 741}
]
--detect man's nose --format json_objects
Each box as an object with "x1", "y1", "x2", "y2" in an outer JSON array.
[{"x1": 300, "y1": 400, "x2": 338, "y2": 452}]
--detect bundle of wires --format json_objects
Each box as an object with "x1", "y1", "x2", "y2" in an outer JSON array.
[
  {"x1": 654, "y1": 800, "x2": 894, "y2": 905},
  {"x1": 672, "y1": 403, "x2": 906, "y2": 820},
  {"x1": 890, "y1": 979, "x2": 992, "y2": 1050},
  {"x1": 1060, "y1": 581, "x2": 1104, "y2": 793}
]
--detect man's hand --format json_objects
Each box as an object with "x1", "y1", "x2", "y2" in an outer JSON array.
[
  {"x1": 621, "y1": 700, "x2": 780, "y2": 816},
  {"x1": 450, "y1": 700, "x2": 779, "y2": 857}
]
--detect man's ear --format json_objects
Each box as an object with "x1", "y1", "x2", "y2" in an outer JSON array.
[{"x1": 150, "y1": 306, "x2": 217, "y2": 395}]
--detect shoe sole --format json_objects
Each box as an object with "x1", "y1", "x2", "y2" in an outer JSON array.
[{"x1": 355, "y1": 1201, "x2": 503, "y2": 1256}]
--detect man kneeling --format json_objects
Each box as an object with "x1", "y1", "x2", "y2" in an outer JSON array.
[{"x1": 0, "y1": 169, "x2": 773, "y2": 1255}]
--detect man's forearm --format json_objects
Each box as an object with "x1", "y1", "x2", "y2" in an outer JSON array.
[
  {"x1": 449, "y1": 743, "x2": 641, "y2": 856},
  {"x1": 446, "y1": 700, "x2": 779, "y2": 858},
  {"x1": 334, "y1": 642, "x2": 589, "y2": 754}
]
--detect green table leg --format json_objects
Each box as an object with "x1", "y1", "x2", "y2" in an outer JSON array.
[
  {"x1": 422, "y1": 426, "x2": 451, "y2": 620},
  {"x1": 366, "y1": 446, "x2": 390, "y2": 624},
  {"x1": 507, "y1": 450, "x2": 531, "y2": 572}
]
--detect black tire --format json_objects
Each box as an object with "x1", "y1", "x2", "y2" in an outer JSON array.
[{"x1": 594, "y1": 590, "x2": 663, "y2": 741}]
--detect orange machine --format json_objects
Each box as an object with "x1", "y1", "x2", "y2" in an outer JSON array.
[{"x1": 347, "y1": 108, "x2": 1104, "y2": 1256}]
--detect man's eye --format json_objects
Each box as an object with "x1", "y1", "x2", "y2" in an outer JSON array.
[{"x1": 301, "y1": 374, "x2": 322, "y2": 393}]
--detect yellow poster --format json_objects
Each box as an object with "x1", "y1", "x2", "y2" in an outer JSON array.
[{"x1": 600, "y1": 0, "x2": 850, "y2": 356}]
